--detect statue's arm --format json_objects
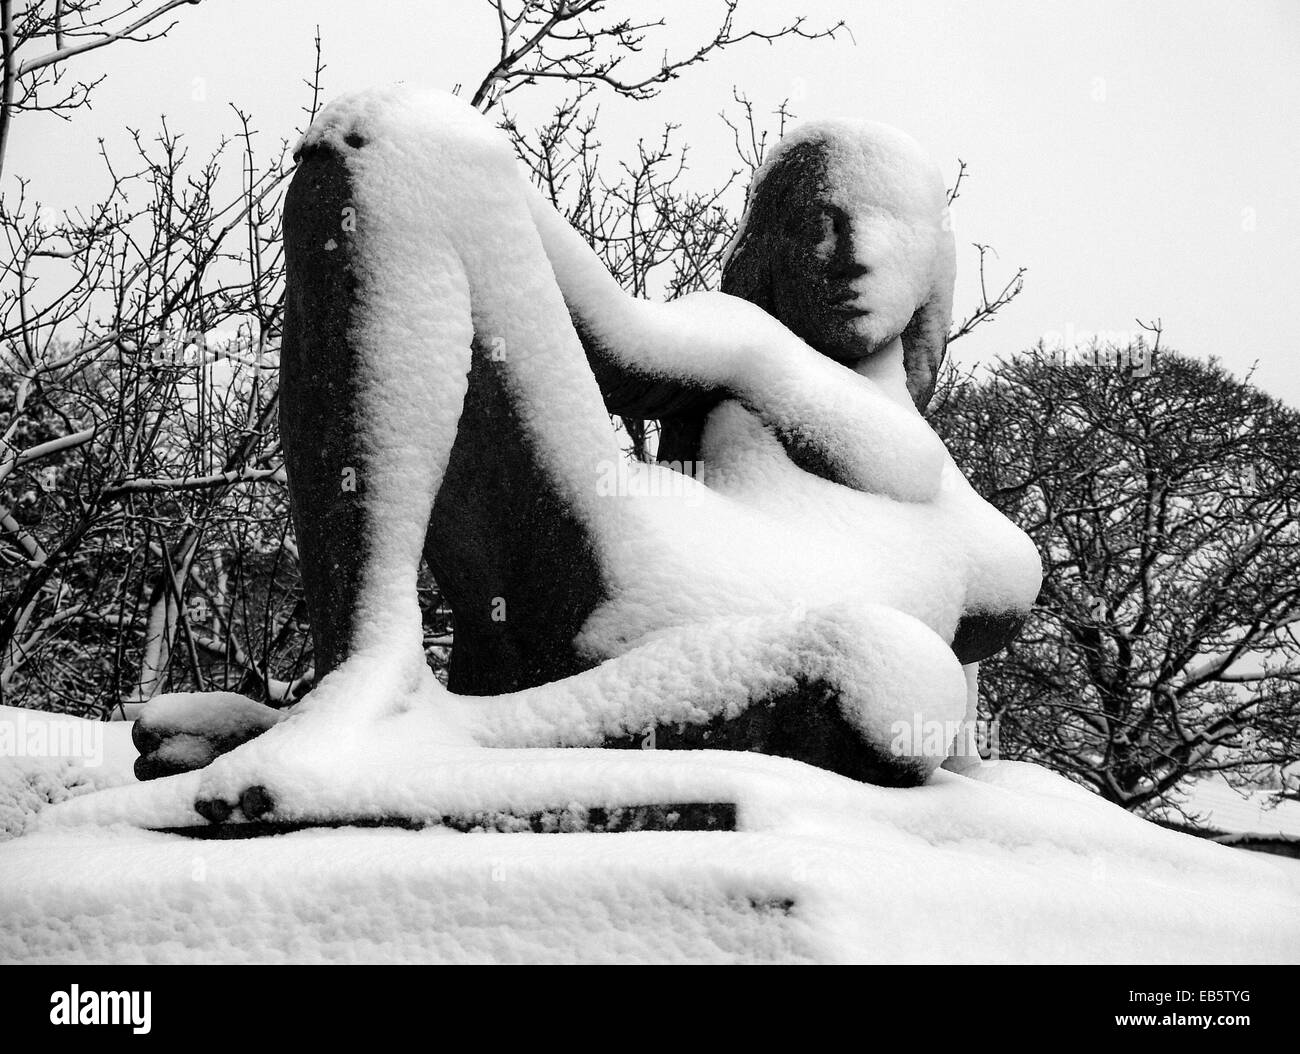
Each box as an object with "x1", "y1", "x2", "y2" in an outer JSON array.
[
  {"x1": 577, "y1": 317, "x2": 719, "y2": 422},
  {"x1": 523, "y1": 180, "x2": 947, "y2": 502}
]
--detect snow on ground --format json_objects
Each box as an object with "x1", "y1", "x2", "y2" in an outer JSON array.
[
  {"x1": 2, "y1": 707, "x2": 1297, "y2": 964},
  {"x1": 0, "y1": 706, "x2": 136, "y2": 839}
]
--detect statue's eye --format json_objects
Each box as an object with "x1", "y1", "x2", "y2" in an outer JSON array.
[{"x1": 792, "y1": 208, "x2": 837, "y2": 248}]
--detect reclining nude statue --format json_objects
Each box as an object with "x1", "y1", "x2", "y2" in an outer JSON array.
[{"x1": 132, "y1": 86, "x2": 1042, "y2": 824}]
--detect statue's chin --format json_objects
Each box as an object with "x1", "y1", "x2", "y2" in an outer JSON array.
[
  {"x1": 797, "y1": 305, "x2": 903, "y2": 364},
  {"x1": 821, "y1": 329, "x2": 900, "y2": 366}
]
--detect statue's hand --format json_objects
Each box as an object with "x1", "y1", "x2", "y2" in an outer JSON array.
[{"x1": 132, "y1": 691, "x2": 286, "y2": 781}]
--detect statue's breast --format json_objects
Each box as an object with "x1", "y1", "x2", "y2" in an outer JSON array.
[{"x1": 578, "y1": 400, "x2": 1041, "y2": 659}]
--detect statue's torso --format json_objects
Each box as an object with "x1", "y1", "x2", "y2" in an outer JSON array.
[
  {"x1": 576, "y1": 400, "x2": 1042, "y2": 664},
  {"x1": 433, "y1": 362, "x2": 1040, "y2": 697}
]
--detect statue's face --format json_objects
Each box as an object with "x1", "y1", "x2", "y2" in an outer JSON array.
[{"x1": 767, "y1": 146, "x2": 939, "y2": 364}]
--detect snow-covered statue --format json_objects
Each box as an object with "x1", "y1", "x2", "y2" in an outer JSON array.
[{"x1": 132, "y1": 87, "x2": 1041, "y2": 826}]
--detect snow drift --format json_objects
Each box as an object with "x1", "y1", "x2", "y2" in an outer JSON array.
[{"x1": 1, "y1": 707, "x2": 1298, "y2": 964}]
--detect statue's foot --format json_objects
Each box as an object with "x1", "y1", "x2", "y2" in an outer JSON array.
[
  {"x1": 506, "y1": 603, "x2": 970, "y2": 786},
  {"x1": 133, "y1": 691, "x2": 287, "y2": 781},
  {"x1": 190, "y1": 655, "x2": 469, "y2": 825}
]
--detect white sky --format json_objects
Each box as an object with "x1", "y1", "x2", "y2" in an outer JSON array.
[{"x1": 11, "y1": 0, "x2": 1300, "y2": 403}]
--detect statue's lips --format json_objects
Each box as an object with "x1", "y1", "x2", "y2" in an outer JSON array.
[{"x1": 826, "y1": 290, "x2": 871, "y2": 316}]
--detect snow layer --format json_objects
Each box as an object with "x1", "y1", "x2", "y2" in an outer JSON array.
[
  {"x1": 0, "y1": 706, "x2": 136, "y2": 839},
  {"x1": 2, "y1": 707, "x2": 1297, "y2": 963}
]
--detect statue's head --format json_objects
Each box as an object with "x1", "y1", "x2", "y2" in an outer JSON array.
[{"x1": 722, "y1": 120, "x2": 956, "y2": 409}]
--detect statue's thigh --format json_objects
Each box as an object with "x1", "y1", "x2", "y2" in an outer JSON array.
[{"x1": 427, "y1": 351, "x2": 608, "y2": 695}]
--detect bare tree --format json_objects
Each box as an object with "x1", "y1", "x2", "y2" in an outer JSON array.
[
  {"x1": 467, "y1": 0, "x2": 844, "y2": 111},
  {"x1": 943, "y1": 160, "x2": 1027, "y2": 345},
  {"x1": 931, "y1": 345, "x2": 1300, "y2": 814},
  {"x1": 0, "y1": 0, "x2": 203, "y2": 177},
  {"x1": 1, "y1": 2, "x2": 312, "y2": 715}
]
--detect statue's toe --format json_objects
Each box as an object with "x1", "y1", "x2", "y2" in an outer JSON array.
[
  {"x1": 240, "y1": 785, "x2": 275, "y2": 821},
  {"x1": 130, "y1": 719, "x2": 162, "y2": 756},
  {"x1": 194, "y1": 797, "x2": 232, "y2": 824},
  {"x1": 133, "y1": 754, "x2": 177, "y2": 782}
]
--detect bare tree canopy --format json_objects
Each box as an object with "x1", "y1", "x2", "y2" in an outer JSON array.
[
  {"x1": 467, "y1": 0, "x2": 845, "y2": 111},
  {"x1": 933, "y1": 345, "x2": 1300, "y2": 812}
]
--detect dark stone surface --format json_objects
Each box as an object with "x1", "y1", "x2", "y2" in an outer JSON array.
[
  {"x1": 426, "y1": 339, "x2": 605, "y2": 696},
  {"x1": 155, "y1": 802, "x2": 738, "y2": 838},
  {"x1": 951, "y1": 611, "x2": 1030, "y2": 665},
  {"x1": 281, "y1": 140, "x2": 372, "y2": 677},
  {"x1": 605, "y1": 677, "x2": 931, "y2": 787}
]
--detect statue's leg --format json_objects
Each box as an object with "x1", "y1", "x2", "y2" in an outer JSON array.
[
  {"x1": 135, "y1": 111, "x2": 475, "y2": 780},
  {"x1": 187, "y1": 88, "x2": 631, "y2": 820},
  {"x1": 277, "y1": 134, "x2": 370, "y2": 682},
  {"x1": 133, "y1": 136, "x2": 381, "y2": 780},
  {"x1": 187, "y1": 103, "x2": 485, "y2": 818},
  {"x1": 134, "y1": 159, "x2": 607, "y2": 778},
  {"x1": 452, "y1": 601, "x2": 970, "y2": 787},
  {"x1": 171, "y1": 602, "x2": 969, "y2": 822}
]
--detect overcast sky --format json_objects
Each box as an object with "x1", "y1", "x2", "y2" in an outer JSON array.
[{"x1": 12, "y1": 0, "x2": 1300, "y2": 403}]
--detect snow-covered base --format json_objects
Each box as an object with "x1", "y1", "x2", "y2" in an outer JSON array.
[{"x1": 1, "y1": 708, "x2": 1297, "y2": 964}]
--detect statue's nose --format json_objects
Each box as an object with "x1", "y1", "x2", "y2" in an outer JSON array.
[
  {"x1": 833, "y1": 217, "x2": 895, "y2": 277},
  {"x1": 829, "y1": 227, "x2": 876, "y2": 279},
  {"x1": 831, "y1": 256, "x2": 870, "y2": 280},
  {"x1": 828, "y1": 232, "x2": 870, "y2": 280}
]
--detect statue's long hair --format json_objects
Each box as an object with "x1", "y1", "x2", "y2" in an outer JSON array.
[{"x1": 720, "y1": 140, "x2": 827, "y2": 319}]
